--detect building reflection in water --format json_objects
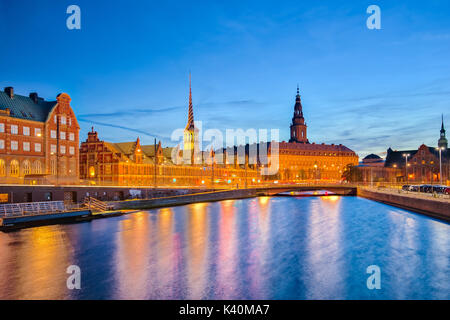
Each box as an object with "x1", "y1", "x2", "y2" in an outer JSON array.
[
  {"x1": 114, "y1": 211, "x2": 155, "y2": 299},
  {"x1": 0, "y1": 196, "x2": 448, "y2": 299},
  {"x1": 304, "y1": 196, "x2": 344, "y2": 299},
  {"x1": 244, "y1": 196, "x2": 272, "y2": 298},
  {"x1": 0, "y1": 226, "x2": 74, "y2": 299},
  {"x1": 185, "y1": 202, "x2": 209, "y2": 299}
]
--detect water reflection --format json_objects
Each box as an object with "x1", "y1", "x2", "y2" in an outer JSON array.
[
  {"x1": 0, "y1": 197, "x2": 448, "y2": 299},
  {"x1": 0, "y1": 227, "x2": 74, "y2": 299}
]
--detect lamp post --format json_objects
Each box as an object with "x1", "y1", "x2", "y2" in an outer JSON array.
[
  {"x1": 403, "y1": 153, "x2": 410, "y2": 183},
  {"x1": 436, "y1": 147, "x2": 444, "y2": 185}
]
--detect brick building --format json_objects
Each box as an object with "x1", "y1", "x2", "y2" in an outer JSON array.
[
  {"x1": 0, "y1": 87, "x2": 80, "y2": 184},
  {"x1": 79, "y1": 77, "x2": 259, "y2": 187},
  {"x1": 384, "y1": 116, "x2": 449, "y2": 184}
]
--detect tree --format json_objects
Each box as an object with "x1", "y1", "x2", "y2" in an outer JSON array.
[{"x1": 342, "y1": 164, "x2": 362, "y2": 182}]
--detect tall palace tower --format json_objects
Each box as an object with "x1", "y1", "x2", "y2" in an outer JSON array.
[
  {"x1": 183, "y1": 74, "x2": 199, "y2": 164},
  {"x1": 289, "y1": 86, "x2": 309, "y2": 143},
  {"x1": 438, "y1": 114, "x2": 448, "y2": 149}
]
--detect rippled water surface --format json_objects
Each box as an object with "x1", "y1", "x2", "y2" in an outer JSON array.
[{"x1": 0, "y1": 196, "x2": 448, "y2": 299}]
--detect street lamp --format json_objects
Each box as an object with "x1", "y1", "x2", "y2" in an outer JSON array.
[
  {"x1": 402, "y1": 154, "x2": 410, "y2": 183},
  {"x1": 436, "y1": 147, "x2": 444, "y2": 185}
]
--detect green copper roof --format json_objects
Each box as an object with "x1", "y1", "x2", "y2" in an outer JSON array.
[{"x1": 0, "y1": 91, "x2": 56, "y2": 122}]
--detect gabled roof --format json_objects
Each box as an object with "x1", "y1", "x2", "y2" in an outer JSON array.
[
  {"x1": 385, "y1": 145, "x2": 450, "y2": 167},
  {"x1": 0, "y1": 91, "x2": 56, "y2": 122}
]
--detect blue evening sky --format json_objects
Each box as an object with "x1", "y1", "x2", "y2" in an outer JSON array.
[{"x1": 1, "y1": 0, "x2": 449, "y2": 158}]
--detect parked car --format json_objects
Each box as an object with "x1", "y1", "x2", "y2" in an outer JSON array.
[
  {"x1": 432, "y1": 185, "x2": 447, "y2": 194},
  {"x1": 444, "y1": 187, "x2": 450, "y2": 195},
  {"x1": 409, "y1": 185, "x2": 419, "y2": 192},
  {"x1": 402, "y1": 185, "x2": 410, "y2": 191},
  {"x1": 419, "y1": 185, "x2": 433, "y2": 193}
]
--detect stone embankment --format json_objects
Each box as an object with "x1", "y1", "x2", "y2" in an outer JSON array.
[{"x1": 358, "y1": 187, "x2": 450, "y2": 222}]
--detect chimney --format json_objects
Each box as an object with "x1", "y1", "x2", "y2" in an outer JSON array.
[
  {"x1": 29, "y1": 92, "x2": 38, "y2": 103},
  {"x1": 4, "y1": 87, "x2": 14, "y2": 98}
]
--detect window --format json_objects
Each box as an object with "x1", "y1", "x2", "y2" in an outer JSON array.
[
  {"x1": 23, "y1": 142, "x2": 30, "y2": 151},
  {"x1": 23, "y1": 126, "x2": 30, "y2": 136},
  {"x1": 22, "y1": 160, "x2": 31, "y2": 175},
  {"x1": 0, "y1": 159, "x2": 5, "y2": 176},
  {"x1": 60, "y1": 145, "x2": 66, "y2": 154},
  {"x1": 11, "y1": 140, "x2": 18, "y2": 151},
  {"x1": 10, "y1": 160, "x2": 19, "y2": 176},
  {"x1": 60, "y1": 131, "x2": 66, "y2": 140},
  {"x1": 0, "y1": 140, "x2": 4, "y2": 149},
  {"x1": 51, "y1": 130, "x2": 57, "y2": 139},
  {"x1": 68, "y1": 118, "x2": 72, "y2": 126},
  {"x1": 35, "y1": 128, "x2": 41, "y2": 137},
  {"x1": 11, "y1": 125, "x2": 18, "y2": 134},
  {"x1": 61, "y1": 116, "x2": 66, "y2": 125},
  {"x1": 0, "y1": 123, "x2": 4, "y2": 133},
  {"x1": 33, "y1": 160, "x2": 42, "y2": 174},
  {"x1": 51, "y1": 144, "x2": 57, "y2": 154},
  {"x1": 69, "y1": 133, "x2": 75, "y2": 141},
  {"x1": 54, "y1": 115, "x2": 57, "y2": 124},
  {"x1": 34, "y1": 143, "x2": 41, "y2": 152},
  {"x1": 69, "y1": 146, "x2": 75, "y2": 155}
]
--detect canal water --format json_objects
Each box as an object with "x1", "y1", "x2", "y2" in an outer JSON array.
[{"x1": 0, "y1": 196, "x2": 448, "y2": 299}]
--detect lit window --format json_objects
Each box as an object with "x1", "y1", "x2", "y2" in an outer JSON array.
[
  {"x1": 23, "y1": 142, "x2": 30, "y2": 151},
  {"x1": 0, "y1": 123, "x2": 4, "y2": 133},
  {"x1": 0, "y1": 159, "x2": 5, "y2": 176},
  {"x1": 23, "y1": 126, "x2": 30, "y2": 136},
  {"x1": 11, "y1": 125, "x2": 18, "y2": 134},
  {"x1": 22, "y1": 160, "x2": 31, "y2": 175},
  {"x1": 60, "y1": 145, "x2": 66, "y2": 154},
  {"x1": 69, "y1": 146, "x2": 75, "y2": 155},
  {"x1": 60, "y1": 131, "x2": 66, "y2": 140},
  {"x1": 11, "y1": 140, "x2": 18, "y2": 150},
  {"x1": 69, "y1": 133, "x2": 75, "y2": 141},
  {"x1": 68, "y1": 118, "x2": 72, "y2": 126},
  {"x1": 10, "y1": 160, "x2": 19, "y2": 176},
  {"x1": 33, "y1": 160, "x2": 42, "y2": 174},
  {"x1": 35, "y1": 128, "x2": 41, "y2": 137},
  {"x1": 61, "y1": 116, "x2": 66, "y2": 125},
  {"x1": 54, "y1": 115, "x2": 57, "y2": 124},
  {"x1": 51, "y1": 144, "x2": 57, "y2": 154},
  {"x1": 51, "y1": 130, "x2": 57, "y2": 139},
  {"x1": 0, "y1": 140, "x2": 4, "y2": 149},
  {"x1": 35, "y1": 143, "x2": 41, "y2": 152}
]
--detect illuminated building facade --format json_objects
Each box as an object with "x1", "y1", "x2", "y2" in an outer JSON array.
[
  {"x1": 384, "y1": 116, "x2": 449, "y2": 183},
  {"x1": 0, "y1": 87, "x2": 80, "y2": 184},
  {"x1": 79, "y1": 78, "x2": 259, "y2": 187},
  {"x1": 271, "y1": 88, "x2": 359, "y2": 181}
]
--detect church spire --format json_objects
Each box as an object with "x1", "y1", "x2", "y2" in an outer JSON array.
[
  {"x1": 186, "y1": 72, "x2": 194, "y2": 130},
  {"x1": 289, "y1": 86, "x2": 308, "y2": 143},
  {"x1": 438, "y1": 114, "x2": 448, "y2": 149}
]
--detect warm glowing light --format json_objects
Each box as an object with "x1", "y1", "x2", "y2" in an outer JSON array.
[
  {"x1": 258, "y1": 196, "x2": 269, "y2": 205},
  {"x1": 201, "y1": 180, "x2": 205, "y2": 184},
  {"x1": 322, "y1": 195, "x2": 339, "y2": 201}
]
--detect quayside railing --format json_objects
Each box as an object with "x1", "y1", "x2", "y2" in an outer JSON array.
[
  {"x1": 0, "y1": 201, "x2": 66, "y2": 218},
  {"x1": 83, "y1": 196, "x2": 112, "y2": 212}
]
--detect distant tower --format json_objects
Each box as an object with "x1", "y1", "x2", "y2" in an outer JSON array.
[
  {"x1": 183, "y1": 73, "x2": 199, "y2": 164},
  {"x1": 289, "y1": 85, "x2": 309, "y2": 143},
  {"x1": 438, "y1": 114, "x2": 448, "y2": 149}
]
